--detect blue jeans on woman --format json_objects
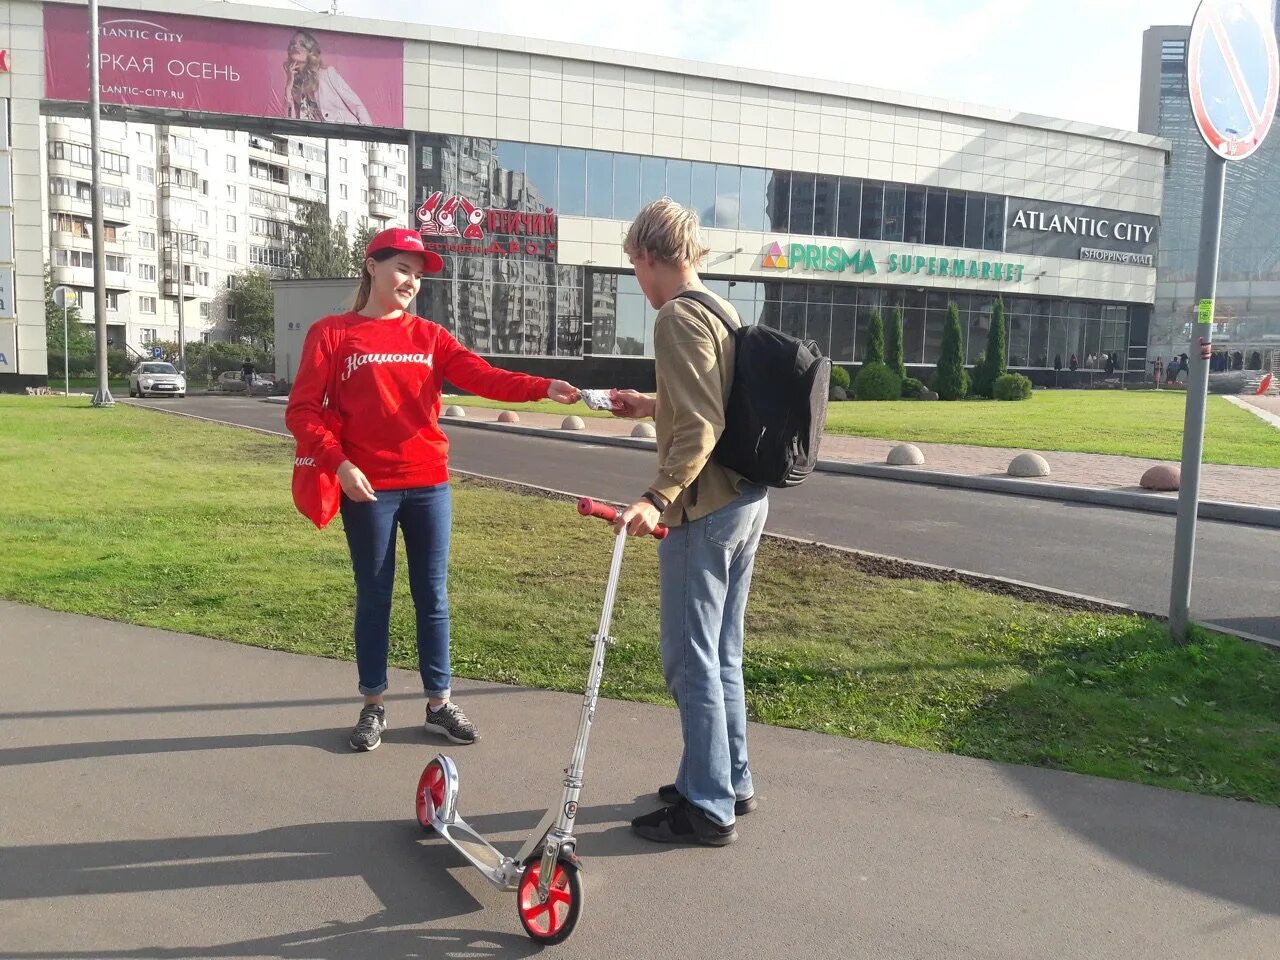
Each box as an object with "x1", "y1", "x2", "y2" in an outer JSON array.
[
  {"x1": 340, "y1": 483, "x2": 452, "y2": 699},
  {"x1": 659, "y1": 484, "x2": 769, "y2": 827}
]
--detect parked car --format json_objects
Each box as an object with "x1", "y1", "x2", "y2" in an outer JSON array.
[
  {"x1": 216, "y1": 370, "x2": 274, "y2": 395},
  {"x1": 129, "y1": 362, "x2": 186, "y2": 399}
]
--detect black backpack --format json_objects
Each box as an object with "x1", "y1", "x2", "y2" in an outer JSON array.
[{"x1": 675, "y1": 290, "x2": 831, "y2": 488}]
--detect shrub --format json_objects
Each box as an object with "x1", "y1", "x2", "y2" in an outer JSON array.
[
  {"x1": 854, "y1": 361, "x2": 902, "y2": 401},
  {"x1": 863, "y1": 310, "x2": 885, "y2": 365},
  {"x1": 971, "y1": 298, "x2": 1009, "y2": 398},
  {"x1": 901, "y1": 376, "x2": 926, "y2": 399},
  {"x1": 993, "y1": 372, "x2": 1033, "y2": 401},
  {"x1": 932, "y1": 302, "x2": 969, "y2": 401},
  {"x1": 830, "y1": 365, "x2": 851, "y2": 391},
  {"x1": 886, "y1": 306, "x2": 906, "y2": 379}
]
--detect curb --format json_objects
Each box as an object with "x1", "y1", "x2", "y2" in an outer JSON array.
[
  {"x1": 1225, "y1": 394, "x2": 1280, "y2": 431},
  {"x1": 119, "y1": 401, "x2": 1277, "y2": 650},
  {"x1": 436, "y1": 415, "x2": 1280, "y2": 530}
]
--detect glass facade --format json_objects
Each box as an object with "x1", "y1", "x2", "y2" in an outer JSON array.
[
  {"x1": 587, "y1": 273, "x2": 1136, "y2": 368},
  {"x1": 410, "y1": 132, "x2": 1135, "y2": 366},
  {"x1": 1147, "y1": 19, "x2": 1280, "y2": 368}
]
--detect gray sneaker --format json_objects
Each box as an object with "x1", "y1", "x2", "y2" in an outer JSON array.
[
  {"x1": 424, "y1": 701, "x2": 479, "y2": 744},
  {"x1": 349, "y1": 704, "x2": 387, "y2": 752}
]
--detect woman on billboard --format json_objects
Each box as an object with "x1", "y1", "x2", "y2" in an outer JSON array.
[{"x1": 283, "y1": 30, "x2": 372, "y2": 125}]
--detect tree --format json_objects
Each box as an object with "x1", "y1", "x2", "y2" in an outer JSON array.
[
  {"x1": 224, "y1": 270, "x2": 276, "y2": 350},
  {"x1": 972, "y1": 298, "x2": 1008, "y2": 398},
  {"x1": 349, "y1": 221, "x2": 379, "y2": 277},
  {"x1": 886, "y1": 304, "x2": 906, "y2": 379},
  {"x1": 933, "y1": 301, "x2": 969, "y2": 401},
  {"x1": 293, "y1": 201, "x2": 352, "y2": 279},
  {"x1": 44, "y1": 266, "x2": 93, "y2": 356},
  {"x1": 863, "y1": 309, "x2": 885, "y2": 365}
]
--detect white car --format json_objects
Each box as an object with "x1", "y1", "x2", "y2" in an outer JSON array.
[{"x1": 129, "y1": 361, "x2": 186, "y2": 399}]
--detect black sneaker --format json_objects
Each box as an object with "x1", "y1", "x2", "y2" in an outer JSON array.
[
  {"x1": 349, "y1": 704, "x2": 387, "y2": 752},
  {"x1": 424, "y1": 701, "x2": 479, "y2": 745},
  {"x1": 631, "y1": 799, "x2": 737, "y2": 847},
  {"x1": 657, "y1": 783, "x2": 757, "y2": 816}
]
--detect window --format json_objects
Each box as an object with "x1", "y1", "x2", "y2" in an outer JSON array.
[
  {"x1": 198, "y1": 271, "x2": 209, "y2": 286},
  {"x1": 903, "y1": 187, "x2": 927, "y2": 244},
  {"x1": 137, "y1": 165, "x2": 154, "y2": 184},
  {"x1": 198, "y1": 242, "x2": 210, "y2": 258},
  {"x1": 586, "y1": 151, "x2": 614, "y2": 219},
  {"x1": 197, "y1": 209, "x2": 210, "y2": 228},
  {"x1": 882, "y1": 185, "x2": 906, "y2": 243},
  {"x1": 102, "y1": 187, "x2": 131, "y2": 207},
  {"x1": 226, "y1": 130, "x2": 237, "y2": 142},
  {"x1": 558, "y1": 148, "x2": 587, "y2": 216},
  {"x1": 361, "y1": 188, "x2": 369, "y2": 203},
  {"x1": 812, "y1": 175, "x2": 838, "y2": 237},
  {"x1": 138, "y1": 263, "x2": 157, "y2": 282},
  {"x1": 614, "y1": 153, "x2": 641, "y2": 222},
  {"x1": 138, "y1": 230, "x2": 156, "y2": 250},
  {"x1": 249, "y1": 245, "x2": 293, "y2": 268},
  {"x1": 198, "y1": 302, "x2": 209, "y2": 319},
  {"x1": 665, "y1": 159, "x2": 691, "y2": 209},
  {"x1": 860, "y1": 181, "x2": 883, "y2": 240},
  {"x1": 945, "y1": 192, "x2": 967, "y2": 247},
  {"x1": 102, "y1": 152, "x2": 129, "y2": 174},
  {"x1": 738, "y1": 167, "x2": 767, "y2": 232},
  {"x1": 136, "y1": 131, "x2": 154, "y2": 150},
  {"x1": 340, "y1": 157, "x2": 348, "y2": 173},
  {"x1": 105, "y1": 291, "x2": 121, "y2": 311},
  {"x1": 925, "y1": 189, "x2": 947, "y2": 245},
  {"x1": 54, "y1": 249, "x2": 93, "y2": 268},
  {"x1": 339, "y1": 184, "x2": 348, "y2": 200},
  {"x1": 140, "y1": 328, "x2": 158, "y2": 343},
  {"x1": 690, "y1": 163, "x2": 718, "y2": 228},
  {"x1": 138, "y1": 198, "x2": 156, "y2": 216},
  {"x1": 226, "y1": 155, "x2": 237, "y2": 173},
  {"x1": 49, "y1": 178, "x2": 92, "y2": 201},
  {"x1": 49, "y1": 141, "x2": 91, "y2": 166},
  {"x1": 227, "y1": 243, "x2": 237, "y2": 260},
  {"x1": 226, "y1": 214, "x2": 237, "y2": 231},
  {"x1": 105, "y1": 254, "x2": 129, "y2": 272},
  {"x1": 138, "y1": 296, "x2": 156, "y2": 314},
  {"x1": 225, "y1": 184, "x2": 237, "y2": 202}
]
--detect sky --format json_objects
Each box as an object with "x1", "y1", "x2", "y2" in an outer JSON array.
[{"x1": 227, "y1": 0, "x2": 1214, "y2": 132}]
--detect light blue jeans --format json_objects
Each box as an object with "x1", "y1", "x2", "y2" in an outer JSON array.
[{"x1": 659, "y1": 484, "x2": 769, "y2": 826}]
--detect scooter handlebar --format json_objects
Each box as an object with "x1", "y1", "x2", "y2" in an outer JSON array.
[{"x1": 577, "y1": 498, "x2": 668, "y2": 540}]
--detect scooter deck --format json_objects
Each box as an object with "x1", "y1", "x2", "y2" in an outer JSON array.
[{"x1": 435, "y1": 815, "x2": 519, "y2": 890}]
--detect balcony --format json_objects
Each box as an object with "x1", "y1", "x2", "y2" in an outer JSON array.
[
  {"x1": 51, "y1": 264, "x2": 133, "y2": 291},
  {"x1": 161, "y1": 277, "x2": 211, "y2": 300},
  {"x1": 370, "y1": 197, "x2": 401, "y2": 219}
]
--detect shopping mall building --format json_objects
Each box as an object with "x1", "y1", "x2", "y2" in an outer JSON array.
[{"x1": 0, "y1": 0, "x2": 1168, "y2": 390}]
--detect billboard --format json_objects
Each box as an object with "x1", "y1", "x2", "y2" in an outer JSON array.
[{"x1": 44, "y1": 5, "x2": 404, "y2": 128}]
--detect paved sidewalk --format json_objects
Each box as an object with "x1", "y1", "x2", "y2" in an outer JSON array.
[
  {"x1": 4, "y1": 600, "x2": 1278, "y2": 960},
  {"x1": 442, "y1": 402, "x2": 1280, "y2": 508}
]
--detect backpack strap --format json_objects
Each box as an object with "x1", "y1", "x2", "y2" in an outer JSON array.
[{"x1": 674, "y1": 289, "x2": 738, "y2": 335}]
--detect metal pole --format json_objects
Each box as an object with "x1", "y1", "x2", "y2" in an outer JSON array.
[
  {"x1": 63, "y1": 304, "x2": 70, "y2": 395},
  {"x1": 1169, "y1": 149, "x2": 1226, "y2": 643},
  {"x1": 88, "y1": 0, "x2": 113, "y2": 405},
  {"x1": 176, "y1": 231, "x2": 186, "y2": 374}
]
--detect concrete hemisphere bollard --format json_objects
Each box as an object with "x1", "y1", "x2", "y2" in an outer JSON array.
[
  {"x1": 1140, "y1": 464, "x2": 1181, "y2": 491},
  {"x1": 886, "y1": 443, "x2": 925, "y2": 466},
  {"x1": 497, "y1": 410, "x2": 520, "y2": 424},
  {"x1": 631, "y1": 422, "x2": 657, "y2": 439},
  {"x1": 561, "y1": 415, "x2": 586, "y2": 431},
  {"x1": 1008, "y1": 452, "x2": 1051, "y2": 478},
  {"x1": 443, "y1": 405, "x2": 466, "y2": 417}
]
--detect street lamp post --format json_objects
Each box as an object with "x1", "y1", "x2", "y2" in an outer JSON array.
[
  {"x1": 88, "y1": 0, "x2": 113, "y2": 406},
  {"x1": 175, "y1": 230, "x2": 186, "y2": 375}
]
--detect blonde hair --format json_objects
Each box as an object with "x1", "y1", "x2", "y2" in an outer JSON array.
[{"x1": 623, "y1": 197, "x2": 711, "y2": 267}]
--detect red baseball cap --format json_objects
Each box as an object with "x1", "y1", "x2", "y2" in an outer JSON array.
[{"x1": 365, "y1": 227, "x2": 445, "y2": 273}]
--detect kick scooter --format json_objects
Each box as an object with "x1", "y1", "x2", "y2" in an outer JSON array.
[{"x1": 414, "y1": 496, "x2": 666, "y2": 945}]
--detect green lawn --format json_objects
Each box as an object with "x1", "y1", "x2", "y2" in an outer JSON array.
[
  {"x1": 2, "y1": 395, "x2": 1278, "y2": 805},
  {"x1": 449, "y1": 390, "x2": 1280, "y2": 468}
]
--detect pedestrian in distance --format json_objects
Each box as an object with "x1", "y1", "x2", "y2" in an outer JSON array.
[
  {"x1": 286, "y1": 227, "x2": 580, "y2": 752},
  {"x1": 241, "y1": 358, "x2": 256, "y2": 397}
]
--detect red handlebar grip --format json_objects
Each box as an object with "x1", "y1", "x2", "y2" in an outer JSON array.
[{"x1": 577, "y1": 498, "x2": 668, "y2": 540}]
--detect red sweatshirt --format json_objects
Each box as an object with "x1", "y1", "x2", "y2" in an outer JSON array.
[{"x1": 285, "y1": 311, "x2": 552, "y2": 490}]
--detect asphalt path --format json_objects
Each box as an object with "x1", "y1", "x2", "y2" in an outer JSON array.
[{"x1": 129, "y1": 396, "x2": 1280, "y2": 642}]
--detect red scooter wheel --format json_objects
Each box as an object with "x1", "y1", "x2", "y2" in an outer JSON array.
[
  {"x1": 517, "y1": 855, "x2": 582, "y2": 944},
  {"x1": 415, "y1": 759, "x2": 447, "y2": 831}
]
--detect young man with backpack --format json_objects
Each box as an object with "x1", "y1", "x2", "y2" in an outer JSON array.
[{"x1": 609, "y1": 198, "x2": 772, "y2": 847}]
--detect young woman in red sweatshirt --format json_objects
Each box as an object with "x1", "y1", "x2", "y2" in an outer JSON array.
[{"x1": 286, "y1": 228, "x2": 579, "y2": 751}]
